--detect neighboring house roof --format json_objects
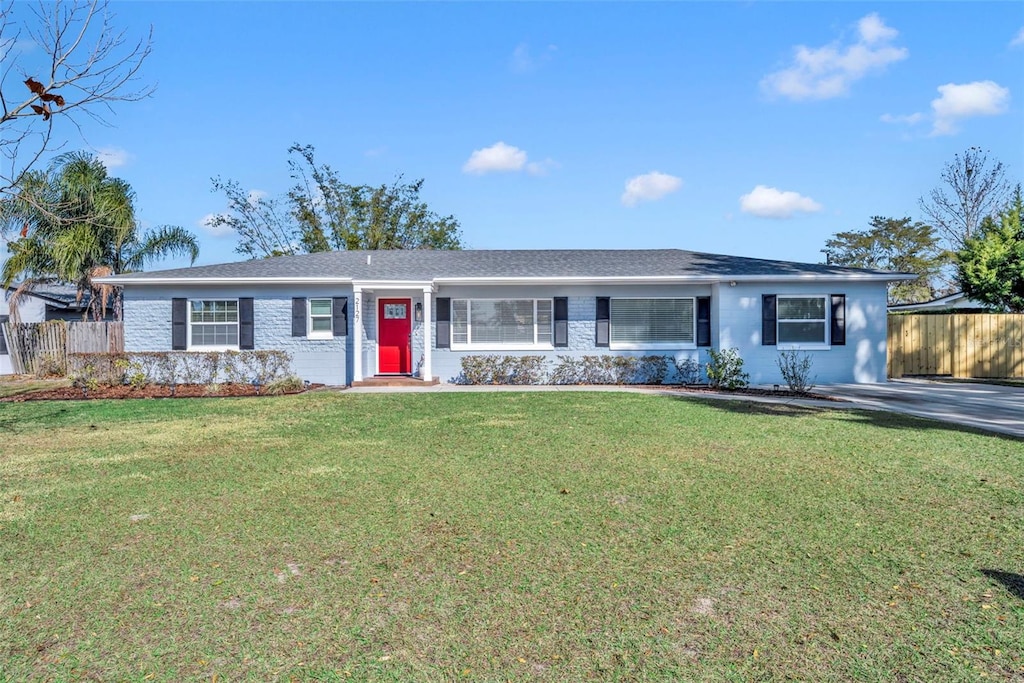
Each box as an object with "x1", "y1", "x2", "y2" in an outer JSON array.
[
  {"x1": 1, "y1": 283, "x2": 91, "y2": 310},
  {"x1": 97, "y1": 249, "x2": 914, "y2": 285},
  {"x1": 888, "y1": 291, "x2": 994, "y2": 312}
]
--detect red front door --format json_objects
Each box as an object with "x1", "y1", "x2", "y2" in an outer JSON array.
[{"x1": 378, "y1": 298, "x2": 412, "y2": 374}]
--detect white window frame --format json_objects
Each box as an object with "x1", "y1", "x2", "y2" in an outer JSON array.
[
  {"x1": 307, "y1": 298, "x2": 334, "y2": 340},
  {"x1": 451, "y1": 298, "x2": 554, "y2": 351},
  {"x1": 776, "y1": 294, "x2": 830, "y2": 350},
  {"x1": 188, "y1": 299, "x2": 240, "y2": 351},
  {"x1": 609, "y1": 297, "x2": 697, "y2": 350}
]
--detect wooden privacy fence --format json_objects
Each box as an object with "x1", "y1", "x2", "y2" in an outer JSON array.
[
  {"x1": 0, "y1": 321, "x2": 124, "y2": 375},
  {"x1": 888, "y1": 313, "x2": 1024, "y2": 379}
]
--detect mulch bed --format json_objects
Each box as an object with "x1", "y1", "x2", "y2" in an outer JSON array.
[
  {"x1": 1, "y1": 383, "x2": 325, "y2": 402},
  {"x1": 666, "y1": 385, "x2": 843, "y2": 401}
]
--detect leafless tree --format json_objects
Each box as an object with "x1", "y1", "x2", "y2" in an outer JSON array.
[
  {"x1": 0, "y1": 0, "x2": 152, "y2": 196},
  {"x1": 919, "y1": 147, "x2": 1012, "y2": 251}
]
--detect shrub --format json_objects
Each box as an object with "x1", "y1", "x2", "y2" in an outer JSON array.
[
  {"x1": 706, "y1": 348, "x2": 749, "y2": 390},
  {"x1": 249, "y1": 350, "x2": 293, "y2": 386},
  {"x1": 264, "y1": 376, "x2": 306, "y2": 395},
  {"x1": 34, "y1": 352, "x2": 66, "y2": 378},
  {"x1": 458, "y1": 355, "x2": 548, "y2": 385},
  {"x1": 673, "y1": 357, "x2": 701, "y2": 385},
  {"x1": 154, "y1": 354, "x2": 182, "y2": 395},
  {"x1": 68, "y1": 360, "x2": 101, "y2": 397},
  {"x1": 549, "y1": 355, "x2": 669, "y2": 385},
  {"x1": 549, "y1": 356, "x2": 584, "y2": 385},
  {"x1": 776, "y1": 351, "x2": 816, "y2": 394},
  {"x1": 633, "y1": 355, "x2": 669, "y2": 385}
]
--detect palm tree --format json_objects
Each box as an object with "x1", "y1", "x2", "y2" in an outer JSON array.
[{"x1": 1, "y1": 151, "x2": 199, "y2": 320}]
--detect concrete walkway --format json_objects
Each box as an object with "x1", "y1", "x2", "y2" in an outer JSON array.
[{"x1": 342, "y1": 379, "x2": 1023, "y2": 439}]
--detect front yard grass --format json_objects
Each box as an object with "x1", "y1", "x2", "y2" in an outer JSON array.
[{"x1": 1, "y1": 392, "x2": 1022, "y2": 681}]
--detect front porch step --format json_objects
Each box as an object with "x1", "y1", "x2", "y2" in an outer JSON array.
[{"x1": 350, "y1": 376, "x2": 440, "y2": 388}]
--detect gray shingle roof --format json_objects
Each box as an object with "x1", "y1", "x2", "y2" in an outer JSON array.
[{"x1": 105, "y1": 249, "x2": 907, "y2": 282}]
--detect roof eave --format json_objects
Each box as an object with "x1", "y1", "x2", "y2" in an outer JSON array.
[{"x1": 92, "y1": 276, "x2": 355, "y2": 286}]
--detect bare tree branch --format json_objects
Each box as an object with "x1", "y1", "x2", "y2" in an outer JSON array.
[
  {"x1": 919, "y1": 147, "x2": 1012, "y2": 252},
  {"x1": 0, "y1": 0, "x2": 152, "y2": 199}
]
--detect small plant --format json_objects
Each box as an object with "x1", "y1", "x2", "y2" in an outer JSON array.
[
  {"x1": 264, "y1": 376, "x2": 306, "y2": 395},
  {"x1": 69, "y1": 362, "x2": 101, "y2": 398},
  {"x1": 673, "y1": 357, "x2": 701, "y2": 385},
  {"x1": 776, "y1": 351, "x2": 816, "y2": 394},
  {"x1": 706, "y1": 348, "x2": 749, "y2": 390}
]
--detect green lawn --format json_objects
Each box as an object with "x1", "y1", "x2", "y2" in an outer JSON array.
[{"x1": 1, "y1": 392, "x2": 1022, "y2": 681}]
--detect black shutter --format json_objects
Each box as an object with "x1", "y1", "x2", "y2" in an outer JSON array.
[
  {"x1": 292, "y1": 297, "x2": 306, "y2": 337},
  {"x1": 831, "y1": 294, "x2": 846, "y2": 346},
  {"x1": 239, "y1": 297, "x2": 254, "y2": 350},
  {"x1": 333, "y1": 297, "x2": 348, "y2": 337},
  {"x1": 0, "y1": 315, "x2": 8, "y2": 355},
  {"x1": 696, "y1": 296, "x2": 711, "y2": 347},
  {"x1": 171, "y1": 298, "x2": 187, "y2": 350},
  {"x1": 436, "y1": 297, "x2": 451, "y2": 349},
  {"x1": 762, "y1": 294, "x2": 777, "y2": 346},
  {"x1": 595, "y1": 297, "x2": 610, "y2": 347},
  {"x1": 553, "y1": 297, "x2": 569, "y2": 347}
]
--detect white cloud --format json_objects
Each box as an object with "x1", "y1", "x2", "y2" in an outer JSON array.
[
  {"x1": 930, "y1": 81, "x2": 1010, "y2": 136},
  {"x1": 760, "y1": 13, "x2": 907, "y2": 100},
  {"x1": 620, "y1": 172, "x2": 683, "y2": 207},
  {"x1": 858, "y1": 13, "x2": 898, "y2": 44},
  {"x1": 95, "y1": 147, "x2": 131, "y2": 169},
  {"x1": 1010, "y1": 27, "x2": 1024, "y2": 48},
  {"x1": 880, "y1": 112, "x2": 924, "y2": 125},
  {"x1": 247, "y1": 189, "x2": 267, "y2": 205},
  {"x1": 463, "y1": 142, "x2": 526, "y2": 174},
  {"x1": 364, "y1": 146, "x2": 387, "y2": 158},
  {"x1": 198, "y1": 213, "x2": 233, "y2": 237},
  {"x1": 739, "y1": 185, "x2": 822, "y2": 219},
  {"x1": 510, "y1": 42, "x2": 557, "y2": 74}
]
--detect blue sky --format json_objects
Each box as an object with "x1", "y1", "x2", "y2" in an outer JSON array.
[{"x1": 11, "y1": 2, "x2": 1024, "y2": 270}]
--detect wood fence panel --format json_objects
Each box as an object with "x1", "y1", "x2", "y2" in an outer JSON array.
[
  {"x1": 1, "y1": 320, "x2": 123, "y2": 375},
  {"x1": 889, "y1": 313, "x2": 1024, "y2": 379}
]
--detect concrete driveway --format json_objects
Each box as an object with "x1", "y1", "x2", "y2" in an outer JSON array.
[{"x1": 824, "y1": 379, "x2": 1024, "y2": 438}]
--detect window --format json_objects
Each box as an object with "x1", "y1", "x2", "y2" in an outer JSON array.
[
  {"x1": 190, "y1": 300, "x2": 238, "y2": 347},
  {"x1": 309, "y1": 298, "x2": 333, "y2": 338},
  {"x1": 451, "y1": 299, "x2": 552, "y2": 348},
  {"x1": 777, "y1": 296, "x2": 827, "y2": 345},
  {"x1": 610, "y1": 298, "x2": 694, "y2": 348}
]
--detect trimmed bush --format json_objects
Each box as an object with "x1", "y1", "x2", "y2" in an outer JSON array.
[
  {"x1": 706, "y1": 348, "x2": 749, "y2": 390},
  {"x1": 673, "y1": 357, "x2": 701, "y2": 385},
  {"x1": 64, "y1": 350, "x2": 294, "y2": 391},
  {"x1": 457, "y1": 355, "x2": 548, "y2": 385}
]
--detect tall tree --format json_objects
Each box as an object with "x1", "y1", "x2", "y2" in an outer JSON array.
[
  {"x1": 0, "y1": 0, "x2": 153, "y2": 195},
  {"x1": 208, "y1": 144, "x2": 464, "y2": 259},
  {"x1": 919, "y1": 147, "x2": 1012, "y2": 251},
  {"x1": 1, "y1": 151, "x2": 198, "y2": 319},
  {"x1": 956, "y1": 186, "x2": 1024, "y2": 313},
  {"x1": 824, "y1": 216, "x2": 947, "y2": 304}
]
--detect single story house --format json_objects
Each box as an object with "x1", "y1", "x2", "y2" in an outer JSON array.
[{"x1": 96, "y1": 249, "x2": 913, "y2": 386}]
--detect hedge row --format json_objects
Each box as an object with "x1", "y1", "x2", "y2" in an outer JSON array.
[
  {"x1": 67, "y1": 350, "x2": 294, "y2": 391},
  {"x1": 455, "y1": 354, "x2": 706, "y2": 386}
]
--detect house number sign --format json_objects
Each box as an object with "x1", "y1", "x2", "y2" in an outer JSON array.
[{"x1": 384, "y1": 304, "x2": 407, "y2": 319}]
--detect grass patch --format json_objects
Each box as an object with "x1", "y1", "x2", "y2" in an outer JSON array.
[{"x1": 1, "y1": 392, "x2": 1022, "y2": 680}]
